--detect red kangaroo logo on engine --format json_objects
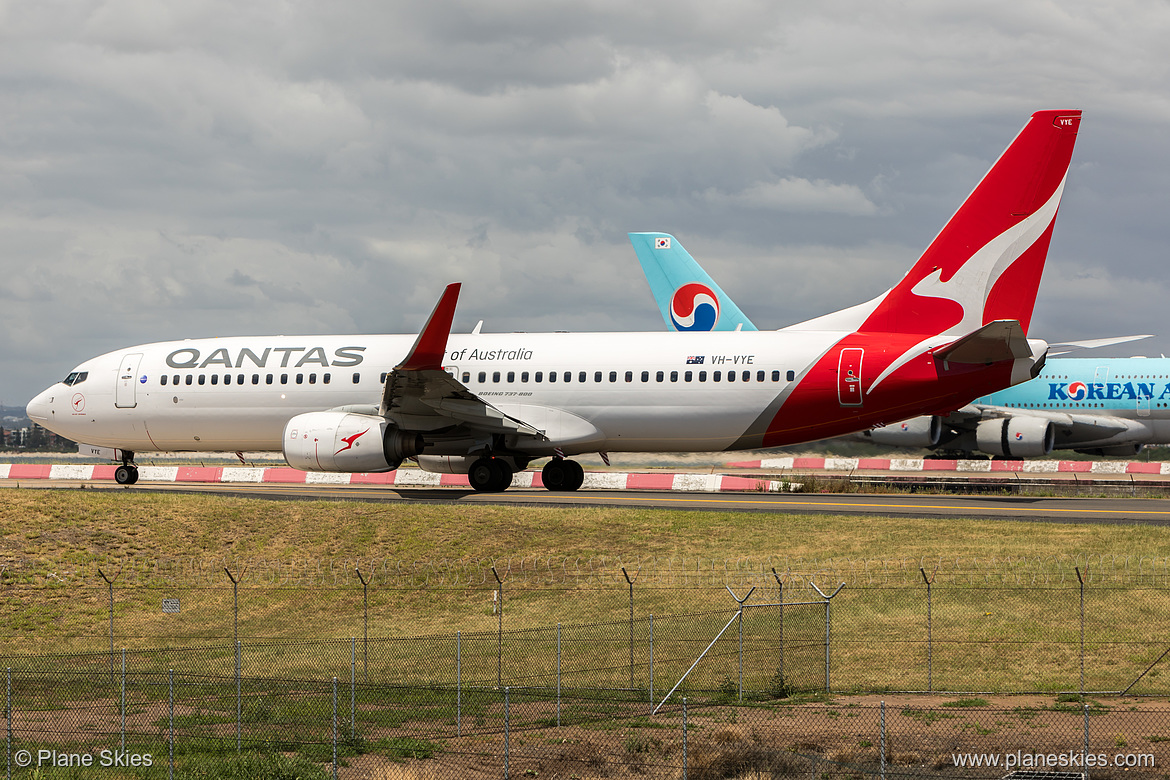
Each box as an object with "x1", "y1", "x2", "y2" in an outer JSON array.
[{"x1": 335, "y1": 428, "x2": 370, "y2": 455}]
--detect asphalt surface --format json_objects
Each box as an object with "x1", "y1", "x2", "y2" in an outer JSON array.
[{"x1": 12, "y1": 479, "x2": 1170, "y2": 525}]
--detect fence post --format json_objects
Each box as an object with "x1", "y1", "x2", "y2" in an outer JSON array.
[
  {"x1": 351, "y1": 638, "x2": 356, "y2": 741},
  {"x1": 622, "y1": 567, "x2": 639, "y2": 690},
  {"x1": 880, "y1": 700, "x2": 886, "y2": 780},
  {"x1": 649, "y1": 613, "x2": 654, "y2": 711},
  {"x1": 168, "y1": 669, "x2": 174, "y2": 780},
  {"x1": 1083, "y1": 702, "x2": 1089, "y2": 769},
  {"x1": 230, "y1": 639, "x2": 239, "y2": 751},
  {"x1": 120, "y1": 649, "x2": 126, "y2": 753},
  {"x1": 920, "y1": 568, "x2": 935, "y2": 692},
  {"x1": 683, "y1": 697, "x2": 688, "y2": 780},
  {"x1": 1076, "y1": 566, "x2": 1085, "y2": 695},
  {"x1": 223, "y1": 567, "x2": 240, "y2": 649},
  {"x1": 492, "y1": 567, "x2": 504, "y2": 688},
  {"x1": 556, "y1": 623, "x2": 561, "y2": 728},
  {"x1": 504, "y1": 687, "x2": 510, "y2": 780},
  {"x1": 7, "y1": 667, "x2": 11, "y2": 780},
  {"x1": 97, "y1": 567, "x2": 119, "y2": 684},
  {"x1": 332, "y1": 676, "x2": 338, "y2": 780},
  {"x1": 810, "y1": 582, "x2": 845, "y2": 692},
  {"x1": 355, "y1": 568, "x2": 369, "y2": 683},
  {"x1": 772, "y1": 569, "x2": 785, "y2": 683},
  {"x1": 726, "y1": 586, "x2": 755, "y2": 702},
  {"x1": 456, "y1": 631, "x2": 462, "y2": 738}
]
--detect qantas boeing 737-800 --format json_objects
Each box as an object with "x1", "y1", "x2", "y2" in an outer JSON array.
[{"x1": 27, "y1": 110, "x2": 1081, "y2": 491}]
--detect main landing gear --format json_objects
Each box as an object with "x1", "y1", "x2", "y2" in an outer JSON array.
[
  {"x1": 114, "y1": 451, "x2": 140, "y2": 485},
  {"x1": 468, "y1": 456, "x2": 513, "y2": 493},
  {"x1": 542, "y1": 458, "x2": 584, "y2": 492}
]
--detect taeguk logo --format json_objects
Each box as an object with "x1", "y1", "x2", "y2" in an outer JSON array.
[
  {"x1": 1066, "y1": 381, "x2": 1087, "y2": 400},
  {"x1": 670, "y1": 284, "x2": 720, "y2": 331}
]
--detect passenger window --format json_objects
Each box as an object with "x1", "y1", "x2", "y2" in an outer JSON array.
[
  {"x1": 579, "y1": 372, "x2": 587, "y2": 383},
  {"x1": 757, "y1": 370, "x2": 765, "y2": 382},
  {"x1": 787, "y1": 370, "x2": 795, "y2": 381},
  {"x1": 253, "y1": 374, "x2": 260, "y2": 385},
  {"x1": 536, "y1": 372, "x2": 543, "y2": 383},
  {"x1": 727, "y1": 371, "x2": 735, "y2": 382},
  {"x1": 173, "y1": 375, "x2": 179, "y2": 385},
  {"x1": 211, "y1": 375, "x2": 219, "y2": 385},
  {"x1": 609, "y1": 371, "x2": 617, "y2": 382},
  {"x1": 699, "y1": 371, "x2": 707, "y2": 382},
  {"x1": 742, "y1": 371, "x2": 750, "y2": 382},
  {"x1": 462, "y1": 372, "x2": 470, "y2": 383},
  {"x1": 714, "y1": 371, "x2": 722, "y2": 382},
  {"x1": 641, "y1": 371, "x2": 649, "y2": 382},
  {"x1": 238, "y1": 374, "x2": 245, "y2": 384},
  {"x1": 161, "y1": 375, "x2": 168, "y2": 386},
  {"x1": 507, "y1": 371, "x2": 515, "y2": 382},
  {"x1": 564, "y1": 372, "x2": 571, "y2": 382},
  {"x1": 772, "y1": 370, "x2": 780, "y2": 382},
  {"x1": 380, "y1": 372, "x2": 388, "y2": 383},
  {"x1": 478, "y1": 372, "x2": 487, "y2": 383},
  {"x1": 549, "y1": 371, "x2": 557, "y2": 383},
  {"x1": 594, "y1": 371, "x2": 602, "y2": 382},
  {"x1": 186, "y1": 375, "x2": 193, "y2": 385},
  {"x1": 268, "y1": 374, "x2": 275, "y2": 385},
  {"x1": 521, "y1": 371, "x2": 529, "y2": 382},
  {"x1": 685, "y1": 371, "x2": 692, "y2": 382},
  {"x1": 670, "y1": 371, "x2": 678, "y2": 382},
  {"x1": 309, "y1": 373, "x2": 316, "y2": 384},
  {"x1": 198, "y1": 375, "x2": 206, "y2": 385},
  {"x1": 281, "y1": 374, "x2": 288, "y2": 384},
  {"x1": 223, "y1": 375, "x2": 231, "y2": 385},
  {"x1": 493, "y1": 371, "x2": 501, "y2": 383},
  {"x1": 296, "y1": 374, "x2": 304, "y2": 384},
  {"x1": 625, "y1": 371, "x2": 633, "y2": 383},
  {"x1": 655, "y1": 371, "x2": 664, "y2": 382}
]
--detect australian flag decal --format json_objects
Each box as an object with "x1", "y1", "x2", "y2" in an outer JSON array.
[{"x1": 686, "y1": 356, "x2": 705, "y2": 365}]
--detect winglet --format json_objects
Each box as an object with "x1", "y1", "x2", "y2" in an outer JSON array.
[{"x1": 397, "y1": 283, "x2": 461, "y2": 371}]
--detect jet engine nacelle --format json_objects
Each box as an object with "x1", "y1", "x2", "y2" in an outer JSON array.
[
  {"x1": 1075, "y1": 443, "x2": 1144, "y2": 458},
  {"x1": 975, "y1": 417, "x2": 1054, "y2": 458},
  {"x1": 864, "y1": 416, "x2": 942, "y2": 448},
  {"x1": 283, "y1": 412, "x2": 422, "y2": 472}
]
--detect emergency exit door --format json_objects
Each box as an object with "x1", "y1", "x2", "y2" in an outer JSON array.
[{"x1": 838, "y1": 348, "x2": 864, "y2": 407}]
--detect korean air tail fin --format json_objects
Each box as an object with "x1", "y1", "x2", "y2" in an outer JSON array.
[
  {"x1": 858, "y1": 110, "x2": 1082, "y2": 338},
  {"x1": 629, "y1": 232, "x2": 759, "y2": 332}
]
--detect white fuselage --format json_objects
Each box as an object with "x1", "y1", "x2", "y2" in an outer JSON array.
[{"x1": 28, "y1": 330, "x2": 840, "y2": 454}]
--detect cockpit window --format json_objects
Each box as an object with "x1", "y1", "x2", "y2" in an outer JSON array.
[{"x1": 62, "y1": 372, "x2": 88, "y2": 386}]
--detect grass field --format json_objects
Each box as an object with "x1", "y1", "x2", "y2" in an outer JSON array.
[{"x1": 4, "y1": 488, "x2": 1170, "y2": 694}]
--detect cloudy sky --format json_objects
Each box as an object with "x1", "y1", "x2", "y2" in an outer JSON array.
[{"x1": 3, "y1": 0, "x2": 1169, "y2": 407}]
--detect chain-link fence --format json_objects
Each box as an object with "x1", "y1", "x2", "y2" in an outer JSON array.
[{"x1": 7, "y1": 557, "x2": 1170, "y2": 776}]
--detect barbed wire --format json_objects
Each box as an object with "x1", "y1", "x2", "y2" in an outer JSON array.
[{"x1": 5, "y1": 553, "x2": 1170, "y2": 589}]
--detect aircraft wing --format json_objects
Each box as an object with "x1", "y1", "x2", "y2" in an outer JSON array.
[
  {"x1": 944, "y1": 405, "x2": 1136, "y2": 439},
  {"x1": 1047, "y1": 334, "x2": 1154, "y2": 356},
  {"x1": 377, "y1": 284, "x2": 546, "y2": 438}
]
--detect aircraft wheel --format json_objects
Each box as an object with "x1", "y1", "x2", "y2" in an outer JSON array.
[
  {"x1": 468, "y1": 458, "x2": 497, "y2": 492},
  {"x1": 490, "y1": 459, "x2": 513, "y2": 492},
  {"x1": 114, "y1": 465, "x2": 135, "y2": 485},
  {"x1": 542, "y1": 459, "x2": 568, "y2": 491},
  {"x1": 563, "y1": 459, "x2": 584, "y2": 491},
  {"x1": 127, "y1": 466, "x2": 140, "y2": 484}
]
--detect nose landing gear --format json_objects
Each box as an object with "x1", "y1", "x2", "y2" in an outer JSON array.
[{"x1": 113, "y1": 451, "x2": 139, "y2": 485}]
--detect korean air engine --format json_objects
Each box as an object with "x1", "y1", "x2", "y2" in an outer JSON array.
[
  {"x1": 975, "y1": 417, "x2": 1055, "y2": 458},
  {"x1": 283, "y1": 412, "x2": 422, "y2": 472}
]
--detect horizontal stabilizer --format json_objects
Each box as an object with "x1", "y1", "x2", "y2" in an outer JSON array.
[
  {"x1": 1048, "y1": 334, "x2": 1153, "y2": 356},
  {"x1": 935, "y1": 320, "x2": 1033, "y2": 364}
]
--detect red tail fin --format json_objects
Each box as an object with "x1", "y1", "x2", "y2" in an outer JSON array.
[{"x1": 861, "y1": 110, "x2": 1081, "y2": 337}]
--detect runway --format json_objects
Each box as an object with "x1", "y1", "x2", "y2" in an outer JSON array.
[{"x1": 14, "y1": 478, "x2": 1170, "y2": 525}]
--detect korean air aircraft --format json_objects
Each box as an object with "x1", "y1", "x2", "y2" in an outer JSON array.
[
  {"x1": 27, "y1": 110, "x2": 1081, "y2": 490},
  {"x1": 633, "y1": 226, "x2": 1160, "y2": 460}
]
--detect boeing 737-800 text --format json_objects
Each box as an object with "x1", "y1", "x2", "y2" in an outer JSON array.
[{"x1": 27, "y1": 110, "x2": 1081, "y2": 491}]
